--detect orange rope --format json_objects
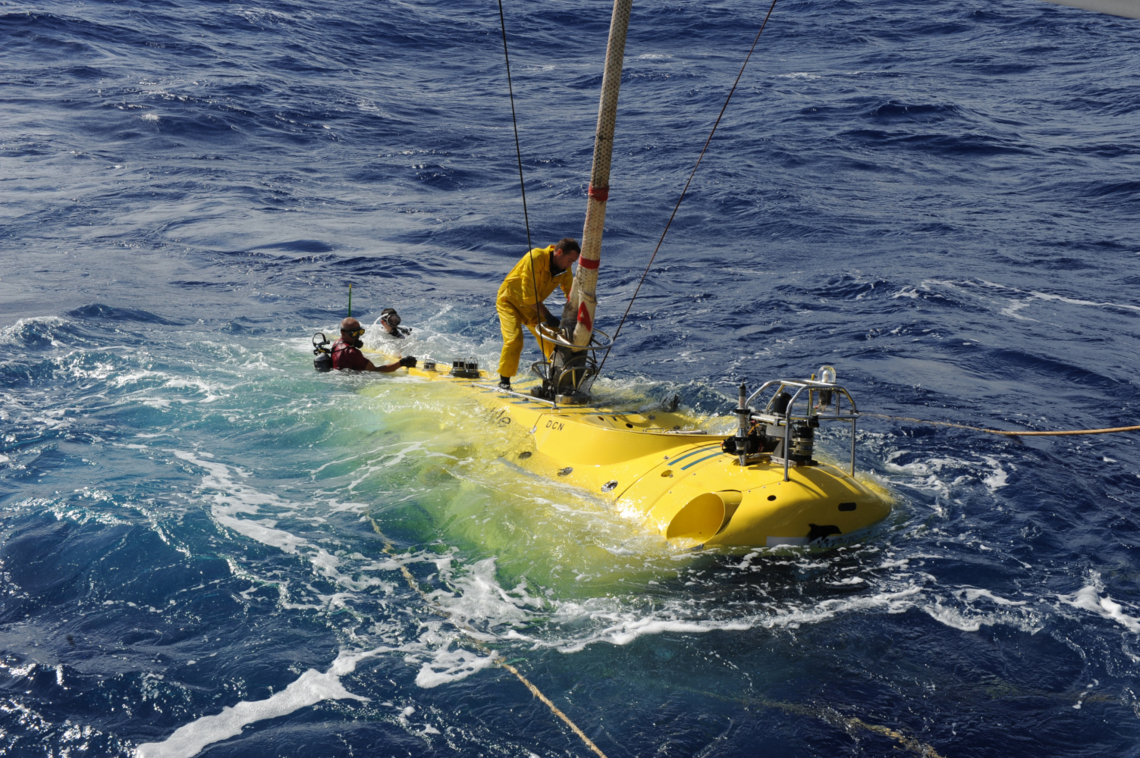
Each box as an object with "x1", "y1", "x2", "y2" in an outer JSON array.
[{"x1": 863, "y1": 413, "x2": 1140, "y2": 437}]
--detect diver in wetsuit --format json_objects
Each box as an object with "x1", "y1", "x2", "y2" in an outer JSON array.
[
  {"x1": 377, "y1": 308, "x2": 411, "y2": 339},
  {"x1": 331, "y1": 317, "x2": 416, "y2": 372}
]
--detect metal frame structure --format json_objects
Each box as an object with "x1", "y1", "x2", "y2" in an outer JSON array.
[
  {"x1": 530, "y1": 326, "x2": 612, "y2": 403},
  {"x1": 748, "y1": 379, "x2": 860, "y2": 482},
  {"x1": 533, "y1": 324, "x2": 613, "y2": 352},
  {"x1": 474, "y1": 382, "x2": 560, "y2": 407}
]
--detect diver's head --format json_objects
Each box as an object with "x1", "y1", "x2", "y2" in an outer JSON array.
[
  {"x1": 340, "y1": 317, "x2": 365, "y2": 347},
  {"x1": 380, "y1": 308, "x2": 401, "y2": 333}
]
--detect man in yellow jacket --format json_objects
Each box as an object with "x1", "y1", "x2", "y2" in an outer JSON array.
[{"x1": 496, "y1": 238, "x2": 580, "y2": 389}]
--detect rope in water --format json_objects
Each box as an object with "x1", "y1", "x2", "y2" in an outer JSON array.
[
  {"x1": 862, "y1": 413, "x2": 1140, "y2": 437},
  {"x1": 679, "y1": 685, "x2": 948, "y2": 758},
  {"x1": 596, "y1": 0, "x2": 780, "y2": 377},
  {"x1": 369, "y1": 519, "x2": 954, "y2": 758},
  {"x1": 369, "y1": 517, "x2": 610, "y2": 758}
]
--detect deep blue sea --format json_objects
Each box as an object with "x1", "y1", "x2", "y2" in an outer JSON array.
[{"x1": 3, "y1": 0, "x2": 1140, "y2": 755}]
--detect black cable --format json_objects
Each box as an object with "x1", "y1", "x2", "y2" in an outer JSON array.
[
  {"x1": 497, "y1": 0, "x2": 533, "y2": 254},
  {"x1": 497, "y1": 0, "x2": 550, "y2": 371}
]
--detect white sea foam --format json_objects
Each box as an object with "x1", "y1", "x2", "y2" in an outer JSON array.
[
  {"x1": 531, "y1": 583, "x2": 928, "y2": 653},
  {"x1": 426, "y1": 558, "x2": 543, "y2": 628},
  {"x1": 0, "y1": 316, "x2": 66, "y2": 346},
  {"x1": 926, "y1": 278, "x2": 1140, "y2": 317},
  {"x1": 113, "y1": 370, "x2": 227, "y2": 404},
  {"x1": 923, "y1": 601, "x2": 987, "y2": 632},
  {"x1": 980, "y1": 456, "x2": 1010, "y2": 491},
  {"x1": 326, "y1": 497, "x2": 371, "y2": 514},
  {"x1": 999, "y1": 299, "x2": 1037, "y2": 322},
  {"x1": 956, "y1": 588, "x2": 1026, "y2": 606},
  {"x1": 346, "y1": 441, "x2": 433, "y2": 491},
  {"x1": 885, "y1": 450, "x2": 1012, "y2": 499},
  {"x1": 1060, "y1": 585, "x2": 1140, "y2": 634},
  {"x1": 413, "y1": 645, "x2": 497, "y2": 688},
  {"x1": 171, "y1": 450, "x2": 407, "y2": 601},
  {"x1": 135, "y1": 648, "x2": 383, "y2": 758},
  {"x1": 994, "y1": 282, "x2": 1140, "y2": 315},
  {"x1": 602, "y1": 617, "x2": 753, "y2": 646}
]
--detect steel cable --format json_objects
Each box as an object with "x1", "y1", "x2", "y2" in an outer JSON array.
[{"x1": 497, "y1": 0, "x2": 552, "y2": 367}]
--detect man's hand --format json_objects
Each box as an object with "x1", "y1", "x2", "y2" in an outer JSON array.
[{"x1": 400, "y1": 356, "x2": 417, "y2": 368}]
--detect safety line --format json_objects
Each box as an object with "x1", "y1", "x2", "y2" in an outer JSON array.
[
  {"x1": 370, "y1": 525, "x2": 942, "y2": 758},
  {"x1": 496, "y1": 0, "x2": 552, "y2": 367},
  {"x1": 497, "y1": 660, "x2": 609, "y2": 758},
  {"x1": 672, "y1": 685, "x2": 947, "y2": 758},
  {"x1": 369, "y1": 518, "x2": 610, "y2": 758},
  {"x1": 597, "y1": 0, "x2": 780, "y2": 377},
  {"x1": 862, "y1": 413, "x2": 1140, "y2": 437},
  {"x1": 770, "y1": 703, "x2": 946, "y2": 758}
]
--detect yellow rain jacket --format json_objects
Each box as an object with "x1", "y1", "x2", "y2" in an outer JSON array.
[{"x1": 496, "y1": 245, "x2": 574, "y2": 378}]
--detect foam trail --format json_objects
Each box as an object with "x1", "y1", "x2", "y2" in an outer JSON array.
[
  {"x1": 173, "y1": 450, "x2": 309, "y2": 555},
  {"x1": 415, "y1": 646, "x2": 498, "y2": 688},
  {"x1": 1062, "y1": 585, "x2": 1140, "y2": 633},
  {"x1": 135, "y1": 648, "x2": 384, "y2": 758}
]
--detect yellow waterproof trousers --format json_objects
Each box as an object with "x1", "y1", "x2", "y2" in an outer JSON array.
[{"x1": 497, "y1": 302, "x2": 555, "y2": 378}]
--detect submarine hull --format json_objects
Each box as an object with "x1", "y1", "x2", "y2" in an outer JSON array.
[{"x1": 395, "y1": 359, "x2": 892, "y2": 548}]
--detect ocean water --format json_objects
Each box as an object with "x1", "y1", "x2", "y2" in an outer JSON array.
[{"x1": 2, "y1": 0, "x2": 1140, "y2": 755}]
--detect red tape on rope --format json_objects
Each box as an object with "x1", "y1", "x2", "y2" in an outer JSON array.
[
  {"x1": 588, "y1": 185, "x2": 609, "y2": 202},
  {"x1": 579, "y1": 257, "x2": 599, "y2": 270},
  {"x1": 577, "y1": 303, "x2": 593, "y2": 331}
]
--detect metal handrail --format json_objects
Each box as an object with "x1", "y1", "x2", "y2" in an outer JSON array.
[
  {"x1": 533, "y1": 325, "x2": 613, "y2": 351},
  {"x1": 749, "y1": 379, "x2": 861, "y2": 481},
  {"x1": 474, "y1": 382, "x2": 560, "y2": 408},
  {"x1": 747, "y1": 378, "x2": 859, "y2": 413}
]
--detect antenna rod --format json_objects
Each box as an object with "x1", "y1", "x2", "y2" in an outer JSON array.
[{"x1": 735, "y1": 383, "x2": 750, "y2": 467}]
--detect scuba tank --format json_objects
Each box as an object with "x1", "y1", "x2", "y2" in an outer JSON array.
[{"x1": 313, "y1": 333, "x2": 333, "y2": 372}]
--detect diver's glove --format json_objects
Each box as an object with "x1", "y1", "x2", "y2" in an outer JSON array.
[
  {"x1": 400, "y1": 356, "x2": 417, "y2": 368},
  {"x1": 544, "y1": 313, "x2": 561, "y2": 331}
]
